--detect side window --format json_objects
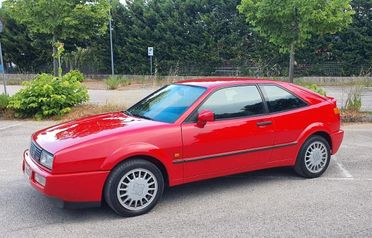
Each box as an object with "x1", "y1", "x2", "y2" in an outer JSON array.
[
  {"x1": 198, "y1": 86, "x2": 265, "y2": 120},
  {"x1": 260, "y1": 85, "x2": 307, "y2": 113}
]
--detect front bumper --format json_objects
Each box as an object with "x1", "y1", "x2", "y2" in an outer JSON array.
[
  {"x1": 330, "y1": 130, "x2": 344, "y2": 154},
  {"x1": 23, "y1": 150, "x2": 109, "y2": 204}
]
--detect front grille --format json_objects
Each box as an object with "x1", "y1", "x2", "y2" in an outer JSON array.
[{"x1": 30, "y1": 141, "x2": 42, "y2": 161}]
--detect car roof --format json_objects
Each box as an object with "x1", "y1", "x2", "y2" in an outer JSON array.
[{"x1": 176, "y1": 77, "x2": 284, "y2": 89}]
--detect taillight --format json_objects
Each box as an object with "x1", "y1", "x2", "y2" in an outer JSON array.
[
  {"x1": 327, "y1": 96, "x2": 340, "y2": 115},
  {"x1": 334, "y1": 107, "x2": 340, "y2": 115}
]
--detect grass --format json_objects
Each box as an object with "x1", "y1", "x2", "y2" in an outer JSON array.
[
  {"x1": 105, "y1": 76, "x2": 132, "y2": 90},
  {"x1": 295, "y1": 77, "x2": 372, "y2": 87},
  {"x1": 52, "y1": 104, "x2": 126, "y2": 121},
  {"x1": 1, "y1": 103, "x2": 125, "y2": 121},
  {"x1": 0, "y1": 93, "x2": 9, "y2": 111},
  {"x1": 4, "y1": 75, "x2": 372, "y2": 88}
]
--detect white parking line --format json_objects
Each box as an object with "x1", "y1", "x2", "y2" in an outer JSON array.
[
  {"x1": 0, "y1": 123, "x2": 22, "y2": 131},
  {"x1": 333, "y1": 156, "x2": 353, "y2": 179},
  {"x1": 321, "y1": 177, "x2": 372, "y2": 181},
  {"x1": 230, "y1": 175, "x2": 372, "y2": 181}
]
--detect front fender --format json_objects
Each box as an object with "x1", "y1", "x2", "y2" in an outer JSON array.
[{"x1": 100, "y1": 142, "x2": 180, "y2": 185}]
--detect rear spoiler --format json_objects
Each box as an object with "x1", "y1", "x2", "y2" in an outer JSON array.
[
  {"x1": 289, "y1": 83, "x2": 328, "y2": 101},
  {"x1": 326, "y1": 96, "x2": 336, "y2": 103},
  {"x1": 326, "y1": 96, "x2": 340, "y2": 114}
]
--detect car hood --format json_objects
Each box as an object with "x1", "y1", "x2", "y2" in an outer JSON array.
[{"x1": 32, "y1": 112, "x2": 165, "y2": 154}]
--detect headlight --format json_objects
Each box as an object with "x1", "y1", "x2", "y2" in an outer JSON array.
[{"x1": 40, "y1": 151, "x2": 54, "y2": 169}]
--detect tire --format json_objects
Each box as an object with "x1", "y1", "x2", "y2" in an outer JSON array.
[
  {"x1": 294, "y1": 135, "x2": 331, "y2": 178},
  {"x1": 104, "y1": 159, "x2": 164, "y2": 217}
]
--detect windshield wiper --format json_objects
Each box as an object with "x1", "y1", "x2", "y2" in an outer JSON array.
[
  {"x1": 124, "y1": 110, "x2": 133, "y2": 116},
  {"x1": 126, "y1": 111, "x2": 153, "y2": 121},
  {"x1": 133, "y1": 114, "x2": 153, "y2": 121}
]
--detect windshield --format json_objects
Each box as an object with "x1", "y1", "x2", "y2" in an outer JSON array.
[{"x1": 126, "y1": 84, "x2": 206, "y2": 123}]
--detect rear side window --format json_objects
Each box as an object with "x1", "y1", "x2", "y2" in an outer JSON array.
[
  {"x1": 198, "y1": 85, "x2": 265, "y2": 120},
  {"x1": 260, "y1": 85, "x2": 307, "y2": 113}
]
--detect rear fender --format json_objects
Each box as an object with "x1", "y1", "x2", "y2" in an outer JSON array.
[{"x1": 295, "y1": 122, "x2": 332, "y2": 154}]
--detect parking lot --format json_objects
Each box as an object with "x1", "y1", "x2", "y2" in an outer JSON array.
[{"x1": 0, "y1": 121, "x2": 371, "y2": 237}]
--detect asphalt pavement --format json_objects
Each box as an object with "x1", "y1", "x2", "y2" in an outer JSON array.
[{"x1": 0, "y1": 121, "x2": 371, "y2": 238}]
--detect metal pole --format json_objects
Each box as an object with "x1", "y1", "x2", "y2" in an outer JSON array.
[
  {"x1": 109, "y1": 6, "x2": 115, "y2": 76},
  {"x1": 150, "y1": 56, "x2": 153, "y2": 75},
  {"x1": 0, "y1": 41, "x2": 7, "y2": 95}
]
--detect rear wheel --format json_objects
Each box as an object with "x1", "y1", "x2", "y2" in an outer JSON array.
[
  {"x1": 294, "y1": 135, "x2": 331, "y2": 178},
  {"x1": 104, "y1": 159, "x2": 164, "y2": 217}
]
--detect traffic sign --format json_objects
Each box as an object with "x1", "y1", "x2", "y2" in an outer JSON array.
[{"x1": 148, "y1": 47, "x2": 154, "y2": 56}]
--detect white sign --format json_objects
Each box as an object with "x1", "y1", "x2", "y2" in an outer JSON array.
[{"x1": 148, "y1": 47, "x2": 154, "y2": 56}]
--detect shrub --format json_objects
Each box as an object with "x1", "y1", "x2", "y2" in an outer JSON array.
[
  {"x1": 63, "y1": 70, "x2": 85, "y2": 82},
  {"x1": 303, "y1": 84, "x2": 327, "y2": 96},
  {"x1": 0, "y1": 93, "x2": 9, "y2": 111},
  {"x1": 105, "y1": 76, "x2": 131, "y2": 90},
  {"x1": 106, "y1": 76, "x2": 121, "y2": 90},
  {"x1": 8, "y1": 73, "x2": 89, "y2": 119},
  {"x1": 345, "y1": 86, "x2": 362, "y2": 112},
  {"x1": 345, "y1": 95, "x2": 362, "y2": 112}
]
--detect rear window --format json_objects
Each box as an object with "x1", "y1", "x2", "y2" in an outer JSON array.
[{"x1": 260, "y1": 85, "x2": 307, "y2": 113}]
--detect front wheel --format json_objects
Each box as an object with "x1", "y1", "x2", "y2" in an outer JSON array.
[
  {"x1": 104, "y1": 159, "x2": 164, "y2": 217},
  {"x1": 294, "y1": 135, "x2": 331, "y2": 178}
]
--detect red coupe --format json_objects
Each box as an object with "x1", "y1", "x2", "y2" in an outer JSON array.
[{"x1": 23, "y1": 78, "x2": 344, "y2": 217}]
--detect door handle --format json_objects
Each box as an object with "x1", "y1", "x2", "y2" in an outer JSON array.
[{"x1": 256, "y1": 121, "x2": 272, "y2": 127}]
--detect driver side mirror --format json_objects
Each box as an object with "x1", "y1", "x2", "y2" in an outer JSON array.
[{"x1": 197, "y1": 110, "x2": 215, "y2": 128}]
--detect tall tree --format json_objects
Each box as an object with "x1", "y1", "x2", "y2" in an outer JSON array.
[
  {"x1": 0, "y1": 10, "x2": 51, "y2": 72},
  {"x1": 109, "y1": 0, "x2": 262, "y2": 75},
  {"x1": 3, "y1": 0, "x2": 110, "y2": 75},
  {"x1": 238, "y1": 0, "x2": 355, "y2": 82}
]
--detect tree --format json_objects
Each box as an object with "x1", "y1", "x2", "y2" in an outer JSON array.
[
  {"x1": 3, "y1": 0, "x2": 110, "y2": 75},
  {"x1": 53, "y1": 41, "x2": 65, "y2": 77},
  {"x1": 0, "y1": 10, "x2": 51, "y2": 72},
  {"x1": 238, "y1": 0, "x2": 355, "y2": 82},
  {"x1": 105, "y1": 0, "x2": 262, "y2": 75},
  {"x1": 325, "y1": 0, "x2": 371, "y2": 75}
]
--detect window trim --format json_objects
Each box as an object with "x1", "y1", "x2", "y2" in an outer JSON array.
[
  {"x1": 258, "y1": 83, "x2": 309, "y2": 114},
  {"x1": 183, "y1": 84, "x2": 269, "y2": 124}
]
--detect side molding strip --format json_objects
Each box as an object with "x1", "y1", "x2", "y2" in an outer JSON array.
[{"x1": 173, "y1": 142, "x2": 297, "y2": 164}]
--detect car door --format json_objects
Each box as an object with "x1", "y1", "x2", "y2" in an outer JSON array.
[
  {"x1": 180, "y1": 85, "x2": 275, "y2": 180},
  {"x1": 258, "y1": 84, "x2": 311, "y2": 163}
]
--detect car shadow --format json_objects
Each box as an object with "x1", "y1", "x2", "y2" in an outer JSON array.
[
  {"x1": 162, "y1": 167, "x2": 301, "y2": 202},
  {"x1": 20, "y1": 167, "x2": 302, "y2": 222}
]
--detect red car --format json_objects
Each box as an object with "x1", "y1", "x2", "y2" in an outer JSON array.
[{"x1": 23, "y1": 78, "x2": 344, "y2": 217}]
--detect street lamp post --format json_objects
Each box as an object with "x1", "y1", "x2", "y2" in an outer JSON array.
[
  {"x1": 0, "y1": 20, "x2": 7, "y2": 95},
  {"x1": 109, "y1": 2, "x2": 114, "y2": 76}
]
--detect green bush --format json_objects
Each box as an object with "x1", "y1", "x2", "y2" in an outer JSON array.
[
  {"x1": 106, "y1": 76, "x2": 121, "y2": 90},
  {"x1": 303, "y1": 84, "x2": 327, "y2": 96},
  {"x1": 0, "y1": 93, "x2": 9, "y2": 111},
  {"x1": 63, "y1": 70, "x2": 85, "y2": 82},
  {"x1": 345, "y1": 94, "x2": 362, "y2": 112},
  {"x1": 105, "y1": 76, "x2": 131, "y2": 90},
  {"x1": 8, "y1": 73, "x2": 89, "y2": 119},
  {"x1": 343, "y1": 86, "x2": 363, "y2": 112}
]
